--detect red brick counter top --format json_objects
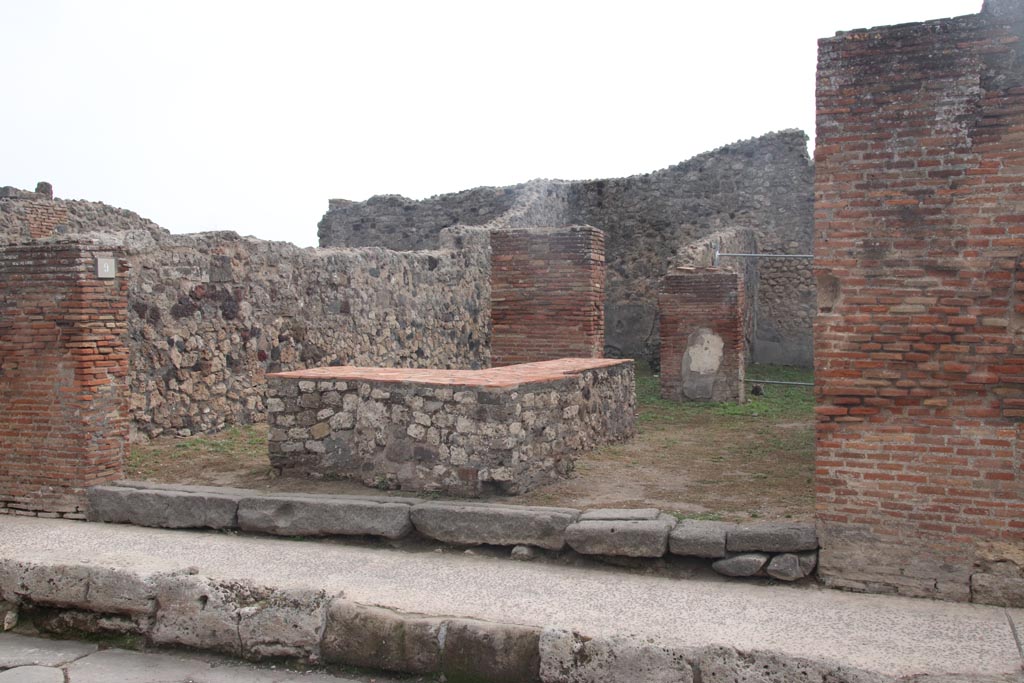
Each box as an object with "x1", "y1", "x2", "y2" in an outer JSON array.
[{"x1": 268, "y1": 358, "x2": 631, "y2": 389}]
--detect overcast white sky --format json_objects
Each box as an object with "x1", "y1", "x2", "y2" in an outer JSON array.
[{"x1": 1, "y1": 1, "x2": 981, "y2": 247}]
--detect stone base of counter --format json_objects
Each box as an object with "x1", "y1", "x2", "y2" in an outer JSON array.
[{"x1": 265, "y1": 359, "x2": 635, "y2": 496}]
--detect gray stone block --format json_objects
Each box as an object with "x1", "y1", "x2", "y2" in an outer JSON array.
[
  {"x1": 539, "y1": 629, "x2": 694, "y2": 682},
  {"x1": 669, "y1": 520, "x2": 735, "y2": 558},
  {"x1": 0, "y1": 666, "x2": 64, "y2": 683},
  {"x1": 85, "y1": 486, "x2": 134, "y2": 523},
  {"x1": 321, "y1": 600, "x2": 442, "y2": 673},
  {"x1": 87, "y1": 486, "x2": 241, "y2": 530},
  {"x1": 150, "y1": 574, "x2": 246, "y2": 656},
  {"x1": 410, "y1": 502, "x2": 579, "y2": 551},
  {"x1": 712, "y1": 553, "x2": 770, "y2": 577},
  {"x1": 696, "y1": 646, "x2": 892, "y2": 683},
  {"x1": 565, "y1": 515, "x2": 676, "y2": 558},
  {"x1": 766, "y1": 554, "x2": 806, "y2": 582},
  {"x1": 237, "y1": 495, "x2": 413, "y2": 539},
  {"x1": 726, "y1": 522, "x2": 817, "y2": 553},
  {"x1": 0, "y1": 632, "x2": 97, "y2": 668},
  {"x1": 971, "y1": 573, "x2": 1024, "y2": 608},
  {"x1": 442, "y1": 619, "x2": 541, "y2": 683},
  {"x1": 580, "y1": 508, "x2": 661, "y2": 521},
  {"x1": 236, "y1": 588, "x2": 330, "y2": 660}
]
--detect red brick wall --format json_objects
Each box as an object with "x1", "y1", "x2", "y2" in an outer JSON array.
[
  {"x1": 659, "y1": 269, "x2": 745, "y2": 403},
  {"x1": 814, "y1": 2, "x2": 1024, "y2": 602},
  {"x1": 490, "y1": 227, "x2": 605, "y2": 366},
  {"x1": 23, "y1": 201, "x2": 68, "y2": 239},
  {"x1": 0, "y1": 244, "x2": 129, "y2": 516}
]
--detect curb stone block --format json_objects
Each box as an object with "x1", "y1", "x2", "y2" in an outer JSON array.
[
  {"x1": 441, "y1": 619, "x2": 541, "y2": 683},
  {"x1": 970, "y1": 573, "x2": 1024, "y2": 608},
  {"x1": 696, "y1": 646, "x2": 892, "y2": 683},
  {"x1": 712, "y1": 553, "x2": 770, "y2": 577},
  {"x1": 85, "y1": 486, "x2": 134, "y2": 524},
  {"x1": 411, "y1": 502, "x2": 579, "y2": 550},
  {"x1": 726, "y1": 522, "x2": 817, "y2": 553},
  {"x1": 150, "y1": 574, "x2": 247, "y2": 656},
  {"x1": 237, "y1": 496, "x2": 413, "y2": 539},
  {"x1": 580, "y1": 508, "x2": 661, "y2": 521},
  {"x1": 565, "y1": 514, "x2": 676, "y2": 558},
  {"x1": 321, "y1": 600, "x2": 443, "y2": 674},
  {"x1": 538, "y1": 629, "x2": 694, "y2": 683},
  {"x1": 88, "y1": 486, "x2": 241, "y2": 530},
  {"x1": 237, "y1": 588, "x2": 330, "y2": 660},
  {"x1": 668, "y1": 520, "x2": 736, "y2": 558},
  {"x1": 126, "y1": 489, "x2": 241, "y2": 529}
]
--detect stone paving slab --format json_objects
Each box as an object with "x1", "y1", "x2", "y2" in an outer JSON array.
[
  {"x1": 0, "y1": 634, "x2": 409, "y2": 683},
  {"x1": 1, "y1": 517, "x2": 1021, "y2": 679},
  {"x1": 0, "y1": 632, "x2": 96, "y2": 667}
]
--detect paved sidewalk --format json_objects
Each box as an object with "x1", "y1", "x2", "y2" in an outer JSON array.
[
  {"x1": 0, "y1": 632, "x2": 412, "y2": 682},
  {"x1": 1, "y1": 516, "x2": 1022, "y2": 679}
]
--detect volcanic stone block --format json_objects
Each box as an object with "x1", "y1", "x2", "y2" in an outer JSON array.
[
  {"x1": 712, "y1": 553, "x2": 770, "y2": 577},
  {"x1": 726, "y1": 522, "x2": 817, "y2": 553},
  {"x1": 410, "y1": 502, "x2": 579, "y2": 551},
  {"x1": 321, "y1": 600, "x2": 443, "y2": 674},
  {"x1": 765, "y1": 553, "x2": 816, "y2": 582},
  {"x1": 441, "y1": 619, "x2": 541, "y2": 683},
  {"x1": 237, "y1": 495, "x2": 413, "y2": 539},
  {"x1": 539, "y1": 629, "x2": 695, "y2": 683},
  {"x1": 580, "y1": 508, "x2": 661, "y2": 521},
  {"x1": 85, "y1": 486, "x2": 133, "y2": 524},
  {"x1": 87, "y1": 486, "x2": 241, "y2": 530},
  {"x1": 669, "y1": 520, "x2": 736, "y2": 559},
  {"x1": 565, "y1": 515, "x2": 676, "y2": 558},
  {"x1": 971, "y1": 573, "x2": 1024, "y2": 608}
]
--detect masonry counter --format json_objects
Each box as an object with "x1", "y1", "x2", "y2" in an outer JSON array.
[{"x1": 266, "y1": 358, "x2": 635, "y2": 496}]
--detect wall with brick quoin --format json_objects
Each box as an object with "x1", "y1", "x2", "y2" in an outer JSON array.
[
  {"x1": 317, "y1": 131, "x2": 815, "y2": 368},
  {"x1": 659, "y1": 269, "x2": 746, "y2": 403},
  {"x1": 265, "y1": 360, "x2": 636, "y2": 496},
  {"x1": 814, "y1": 0, "x2": 1024, "y2": 604},
  {"x1": 0, "y1": 243, "x2": 129, "y2": 516},
  {"x1": 490, "y1": 226, "x2": 605, "y2": 366},
  {"x1": 0, "y1": 193, "x2": 613, "y2": 441}
]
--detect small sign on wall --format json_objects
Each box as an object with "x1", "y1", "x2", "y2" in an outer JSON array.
[{"x1": 96, "y1": 257, "x2": 116, "y2": 279}]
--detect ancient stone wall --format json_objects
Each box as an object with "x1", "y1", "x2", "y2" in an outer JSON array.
[
  {"x1": 659, "y1": 270, "x2": 746, "y2": 403},
  {"x1": 490, "y1": 226, "x2": 605, "y2": 366},
  {"x1": 0, "y1": 243, "x2": 129, "y2": 516},
  {"x1": 126, "y1": 228, "x2": 492, "y2": 439},
  {"x1": 814, "y1": 0, "x2": 1024, "y2": 606},
  {"x1": 266, "y1": 360, "x2": 636, "y2": 497},
  {"x1": 0, "y1": 194, "x2": 494, "y2": 440},
  {"x1": 317, "y1": 131, "x2": 815, "y2": 367}
]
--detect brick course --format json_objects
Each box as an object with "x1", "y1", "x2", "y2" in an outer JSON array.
[
  {"x1": 490, "y1": 227, "x2": 605, "y2": 366},
  {"x1": 0, "y1": 243, "x2": 129, "y2": 515},
  {"x1": 814, "y1": 0, "x2": 1024, "y2": 602}
]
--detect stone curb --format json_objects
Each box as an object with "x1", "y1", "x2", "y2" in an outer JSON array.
[
  {"x1": 3, "y1": 557, "x2": 995, "y2": 683},
  {"x1": 86, "y1": 483, "x2": 820, "y2": 580}
]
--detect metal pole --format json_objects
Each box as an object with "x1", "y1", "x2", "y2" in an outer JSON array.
[
  {"x1": 744, "y1": 378, "x2": 814, "y2": 387},
  {"x1": 717, "y1": 252, "x2": 814, "y2": 259}
]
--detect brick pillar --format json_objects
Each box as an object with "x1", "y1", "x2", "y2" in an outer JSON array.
[
  {"x1": 490, "y1": 226, "x2": 605, "y2": 366},
  {"x1": 658, "y1": 268, "x2": 745, "y2": 403},
  {"x1": 814, "y1": 4, "x2": 1024, "y2": 603},
  {"x1": 0, "y1": 243, "x2": 129, "y2": 516}
]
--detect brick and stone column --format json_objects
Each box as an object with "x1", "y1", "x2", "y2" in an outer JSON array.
[
  {"x1": 490, "y1": 226, "x2": 605, "y2": 366},
  {"x1": 658, "y1": 268, "x2": 746, "y2": 403},
  {"x1": 0, "y1": 243, "x2": 129, "y2": 516},
  {"x1": 814, "y1": 1, "x2": 1024, "y2": 604}
]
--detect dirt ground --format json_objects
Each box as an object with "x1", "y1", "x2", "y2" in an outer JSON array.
[{"x1": 129, "y1": 365, "x2": 815, "y2": 522}]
